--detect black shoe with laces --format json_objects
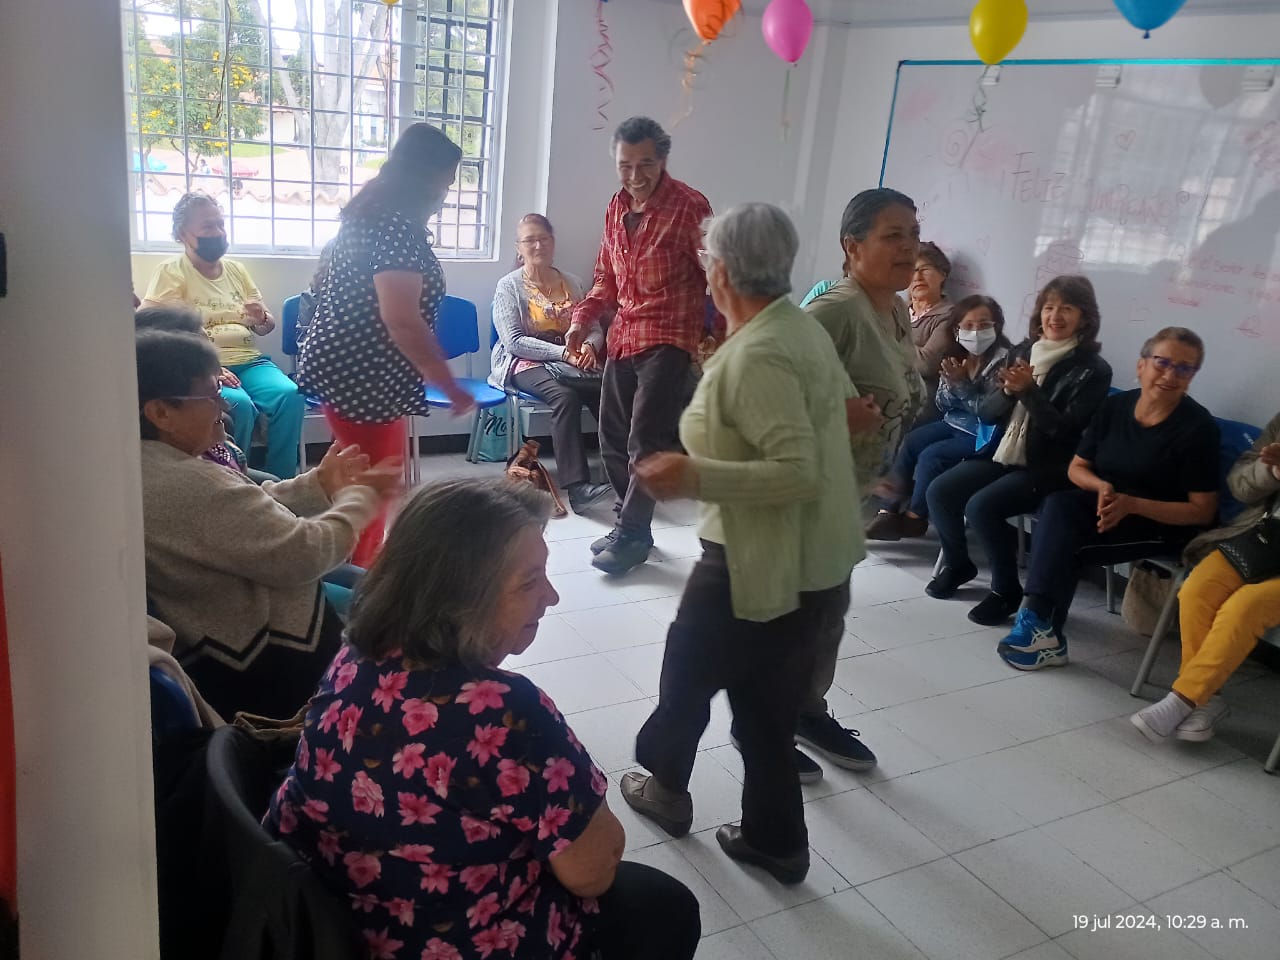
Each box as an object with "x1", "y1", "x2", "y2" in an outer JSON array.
[
  {"x1": 591, "y1": 535, "x2": 652, "y2": 575},
  {"x1": 795, "y1": 713, "x2": 877, "y2": 771},
  {"x1": 730, "y1": 733, "x2": 823, "y2": 785},
  {"x1": 590, "y1": 528, "x2": 619, "y2": 555},
  {"x1": 567, "y1": 481, "x2": 613, "y2": 514}
]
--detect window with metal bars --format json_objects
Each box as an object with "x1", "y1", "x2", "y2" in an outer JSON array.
[{"x1": 122, "y1": 0, "x2": 504, "y2": 257}]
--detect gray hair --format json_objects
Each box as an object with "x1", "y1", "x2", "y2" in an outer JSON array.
[
  {"x1": 839, "y1": 188, "x2": 916, "y2": 246},
  {"x1": 171, "y1": 191, "x2": 219, "y2": 243},
  {"x1": 702, "y1": 203, "x2": 798, "y2": 299},
  {"x1": 1141, "y1": 325, "x2": 1205, "y2": 365},
  {"x1": 346, "y1": 478, "x2": 553, "y2": 666},
  {"x1": 135, "y1": 304, "x2": 203, "y2": 335},
  {"x1": 612, "y1": 116, "x2": 672, "y2": 160}
]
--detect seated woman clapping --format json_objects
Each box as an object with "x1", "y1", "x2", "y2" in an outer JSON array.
[
  {"x1": 997, "y1": 327, "x2": 1219, "y2": 671},
  {"x1": 264, "y1": 478, "x2": 700, "y2": 960},
  {"x1": 1132, "y1": 410, "x2": 1280, "y2": 743},
  {"x1": 137, "y1": 330, "x2": 401, "y2": 720},
  {"x1": 490, "y1": 214, "x2": 611, "y2": 514},
  {"x1": 867, "y1": 295, "x2": 1012, "y2": 541},
  {"x1": 925, "y1": 275, "x2": 1113, "y2": 625}
]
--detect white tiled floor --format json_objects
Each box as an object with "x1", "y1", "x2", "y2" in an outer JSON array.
[{"x1": 417, "y1": 452, "x2": 1280, "y2": 959}]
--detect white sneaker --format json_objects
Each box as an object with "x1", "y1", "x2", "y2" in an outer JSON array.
[
  {"x1": 1175, "y1": 697, "x2": 1230, "y2": 742},
  {"x1": 1130, "y1": 692, "x2": 1193, "y2": 743}
]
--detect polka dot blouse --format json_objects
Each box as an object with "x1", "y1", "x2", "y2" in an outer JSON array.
[{"x1": 298, "y1": 209, "x2": 444, "y2": 423}]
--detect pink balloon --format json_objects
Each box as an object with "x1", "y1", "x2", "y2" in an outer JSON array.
[{"x1": 762, "y1": 0, "x2": 813, "y2": 65}]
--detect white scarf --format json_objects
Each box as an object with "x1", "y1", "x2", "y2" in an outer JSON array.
[{"x1": 993, "y1": 336, "x2": 1080, "y2": 467}]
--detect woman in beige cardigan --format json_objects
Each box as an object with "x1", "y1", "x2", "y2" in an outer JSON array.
[
  {"x1": 1132, "y1": 410, "x2": 1280, "y2": 744},
  {"x1": 617, "y1": 204, "x2": 864, "y2": 886},
  {"x1": 137, "y1": 330, "x2": 400, "y2": 719}
]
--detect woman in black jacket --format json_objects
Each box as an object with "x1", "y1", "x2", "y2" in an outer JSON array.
[{"x1": 925, "y1": 275, "x2": 1113, "y2": 625}]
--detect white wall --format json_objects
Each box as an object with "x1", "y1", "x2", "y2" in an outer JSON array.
[
  {"x1": 821, "y1": 9, "x2": 1280, "y2": 259},
  {"x1": 0, "y1": 0, "x2": 159, "y2": 957}
]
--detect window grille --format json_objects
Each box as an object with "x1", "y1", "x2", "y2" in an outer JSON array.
[{"x1": 122, "y1": 0, "x2": 505, "y2": 257}]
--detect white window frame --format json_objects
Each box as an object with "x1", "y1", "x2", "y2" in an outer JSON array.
[{"x1": 121, "y1": 0, "x2": 506, "y2": 258}]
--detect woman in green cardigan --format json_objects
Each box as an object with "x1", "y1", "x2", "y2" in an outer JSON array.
[{"x1": 618, "y1": 203, "x2": 866, "y2": 885}]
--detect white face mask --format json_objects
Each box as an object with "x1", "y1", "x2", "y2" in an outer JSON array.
[{"x1": 957, "y1": 328, "x2": 997, "y2": 356}]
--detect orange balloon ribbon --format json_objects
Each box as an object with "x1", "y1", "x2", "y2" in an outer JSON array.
[
  {"x1": 683, "y1": 0, "x2": 741, "y2": 42},
  {"x1": 677, "y1": 0, "x2": 741, "y2": 124}
]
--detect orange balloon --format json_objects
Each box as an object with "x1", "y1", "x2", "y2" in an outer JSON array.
[{"x1": 683, "y1": 0, "x2": 741, "y2": 42}]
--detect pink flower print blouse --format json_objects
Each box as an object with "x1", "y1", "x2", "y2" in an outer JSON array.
[{"x1": 265, "y1": 644, "x2": 608, "y2": 960}]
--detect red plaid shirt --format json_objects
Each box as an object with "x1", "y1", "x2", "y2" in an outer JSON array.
[{"x1": 571, "y1": 173, "x2": 720, "y2": 360}]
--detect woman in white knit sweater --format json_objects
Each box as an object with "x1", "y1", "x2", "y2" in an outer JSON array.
[
  {"x1": 488, "y1": 213, "x2": 611, "y2": 513},
  {"x1": 137, "y1": 330, "x2": 400, "y2": 719}
]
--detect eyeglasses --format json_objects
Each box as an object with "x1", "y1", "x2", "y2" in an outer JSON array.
[
  {"x1": 517, "y1": 236, "x2": 553, "y2": 248},
  {"x1": 162, "y1": 392, "x2": 230, "y2": 409},
  {"x1": 1146, "y1": 355, "x2": 1200, "y2": 379}
]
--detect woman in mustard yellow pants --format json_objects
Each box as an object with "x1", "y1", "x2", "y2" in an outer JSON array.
[{"x1": 1132, "y1": 410, "x2": 1280, "y2": 744}]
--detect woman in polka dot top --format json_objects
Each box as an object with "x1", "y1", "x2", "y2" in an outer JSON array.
[{"x1": 298, "y1": 123, "x2": 475, "y2": 566}]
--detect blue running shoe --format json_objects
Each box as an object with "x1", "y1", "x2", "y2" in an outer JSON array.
[
  {"x1": 1000, "y1": 642, "x2": 1069, "y2": 671},
  {"x1": 998, "y1": 608, "x2": 1061, "y2": 654}
]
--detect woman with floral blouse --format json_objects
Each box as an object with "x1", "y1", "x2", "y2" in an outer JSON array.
[{"x1": 264, "y1": 478, "x2": 699, "y2": 960}]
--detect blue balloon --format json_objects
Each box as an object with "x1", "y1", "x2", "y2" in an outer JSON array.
[{"x1": 1113, "y1": 0, "x2": 1186, "y2": 37}]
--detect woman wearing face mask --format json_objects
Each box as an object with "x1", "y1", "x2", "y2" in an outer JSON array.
[
  {"x1": 298, "y1": 123, "x2": 476, "y2": 566},
  {"x1": 142, "y1": 191, "x2": 305, "y2": 479},
  {"x1": 925, "y1": 276, "x2": 1113, "y2": 625},
  {"x1": 867, "y1": 295, "x2": 1012, "y2": 541}
]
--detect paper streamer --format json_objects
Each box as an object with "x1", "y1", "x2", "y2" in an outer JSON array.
[{"x1": 590, "y1": 0, "x2": 615, "y2": 131}]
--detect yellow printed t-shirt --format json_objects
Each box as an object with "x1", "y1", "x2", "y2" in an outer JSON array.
[{"x1": 144, "y1": 255, "x2": 264, "y2": 366}]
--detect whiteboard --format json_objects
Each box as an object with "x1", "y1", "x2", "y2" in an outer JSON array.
[{"x1": 881, "y1": 59, "x2": 1280, "y2": 426}]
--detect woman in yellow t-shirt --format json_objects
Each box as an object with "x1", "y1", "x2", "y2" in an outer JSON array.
[{"x1": 143, "y1": 192, "x2": 304, "y2": 479}]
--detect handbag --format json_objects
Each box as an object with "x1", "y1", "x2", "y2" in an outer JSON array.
[
  {"x1": 506, "y1": 439, "x2": 568, "y2": 518},
  {"x1": 544, "y1": 359, "x2": 602, "y2": 388},
  {"x1": 1216, "y1": 514, "x2": 1280, "y2": 584},
  {"x1": 1121, "y1": 561, "x2": 1175, "y2": 636}
]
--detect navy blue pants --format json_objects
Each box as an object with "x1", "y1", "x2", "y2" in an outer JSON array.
[{"x1": 882, "y1": 419, "x2": 980, "y2": 518}]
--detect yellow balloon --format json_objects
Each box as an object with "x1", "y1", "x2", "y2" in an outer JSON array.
[
  {"x1": 969, "y1": 0, "x2": 1028, "y2": 66},
  {"x1": 380, "y1": 0, "x2": 400, "y2": 6}
]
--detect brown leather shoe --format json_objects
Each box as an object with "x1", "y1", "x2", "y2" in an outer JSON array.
[
  {"x1": 865, "y1": 511, "x2": 904, "y2": 541},
  {"x1": 620, "y1": 772, "x2": 693, "y2": 837}
]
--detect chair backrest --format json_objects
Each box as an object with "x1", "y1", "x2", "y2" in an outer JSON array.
[
  {"x1": 205, "y1": 726, "x2": 361, "y2": 960},
  {"x1": 280, "y1": 294, "x2": 303, "y2": 357},
  {"x1": 1214, "y1": 416, "x2": 1263, "y2": 523},
  {"x1": 434, "y1": 295, "x2": 480, "y2": 360}
]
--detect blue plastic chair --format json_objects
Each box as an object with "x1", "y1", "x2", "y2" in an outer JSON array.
[
  {"x1": 150, "y1": 666, "x2": 199, "y2": 741},
  {"x1": 421, "y1": 296, "x2": 509, "y2": 465},
  {"x1": 280, "y1": 293, "x2": 329, "y2": 468}
]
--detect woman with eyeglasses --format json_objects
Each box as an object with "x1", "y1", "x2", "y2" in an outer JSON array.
[
  {"x1": 489, "y1": 214, "x2": 611, "y2": 512},
  {"x1": 137, "y1": 330, "x2": 402, "y2": 719},
  {"x1": 996, "y1": 326, "x2": 1220, "y2": 671}
]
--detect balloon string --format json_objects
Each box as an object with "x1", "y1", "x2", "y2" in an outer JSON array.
[
  {"x1": 780, "y1": 66, "x2": 792, "y2": 142},
  {"x1": 675, "y1": 41, "x2": 708, "y2": 127},
  {"x1": 590, "y1": 0, "x2": 614, "y2": 132}
]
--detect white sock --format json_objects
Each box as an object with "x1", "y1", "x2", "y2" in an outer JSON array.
[{"x1": 1138, "y1": 692, "x2": 1194, "y2": 738}]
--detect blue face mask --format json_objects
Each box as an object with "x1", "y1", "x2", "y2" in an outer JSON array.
[{"x1": 195, "y1": 235, "x2": 229, "y2": 263}]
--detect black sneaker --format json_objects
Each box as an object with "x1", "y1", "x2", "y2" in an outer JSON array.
[
  {"x1": 731, "y1": 734, "x2": 823, "y2": 785},
  {"x1": 925, "y1": 561, "x2": 979, "y2": 599},
  {"x1": 795, "y1": 713, "x2": 877, "y2": 771},
  {"x1": 591, "y1": 535, "x2": 652, "y2": 575},
  {"x1": 715, "y1": 824, "x2": 809, "y2": 885},
  {"x1": 590, "y1": 528, "x2": 619, "y2": 555},
  {"x1": 567, "y1": 482, "x2": 613, "y2": 514},
  {"x1": 967, "y1": 589, "x2": 1023, "y2": 626}
]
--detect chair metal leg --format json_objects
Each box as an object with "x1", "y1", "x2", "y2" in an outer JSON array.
[
  {"x1": 932, "y1": 547, "x2": 944, "y2": 578},
  {"x1": 465, "y1": 409, "x2": 483, "y2": 462},
  {"x1": 1266, "y1": 731, "x2": 1280, "y2": 775},
  {"x1": 1106, "y1": 565, "x2": 1118, "y2": 613},
  {"x1": 1130, "y1": 568, "x2": 1185, "y2": 696}
]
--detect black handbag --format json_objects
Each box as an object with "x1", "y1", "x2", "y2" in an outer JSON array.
[
  {"x1": 544, "y1": 359, "x2": 602, "y2": 388},
  {"x1": 1216, "y1": 511, "x2": 1280, "y2": 584}
]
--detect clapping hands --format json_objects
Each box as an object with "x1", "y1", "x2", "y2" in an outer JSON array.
[{"x1": 998, "y1": 360, "x2": 1035, "y2": 396}]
